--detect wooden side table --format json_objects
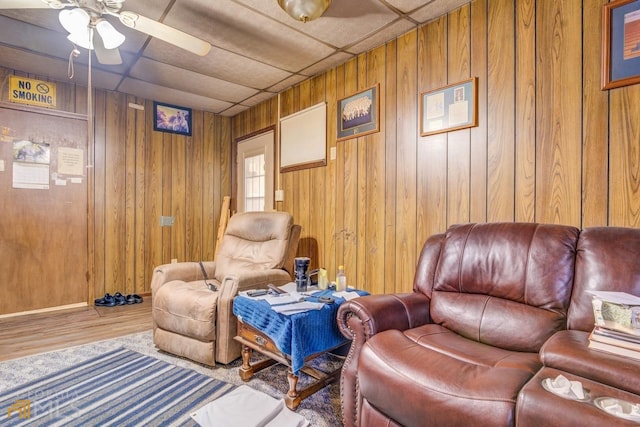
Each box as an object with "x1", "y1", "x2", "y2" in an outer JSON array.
[{"x1": 235, "y1": 319, "x2": 346, "y2": 410}]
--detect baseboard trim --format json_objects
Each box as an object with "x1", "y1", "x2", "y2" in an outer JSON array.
[{"x1": 0, "y1": 302, "x2": 88, "y2": 319}]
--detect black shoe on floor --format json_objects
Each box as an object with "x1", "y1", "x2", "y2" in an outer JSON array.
[
  {"x1": 126, "y1": 294, "x2": 143, "y2": 304},
  {"x1": 113, "y1": 292, "x2": 127, "y2": 305},
  {"x1": 95, "y1": 293, "x2": 116, "y2": 307}
]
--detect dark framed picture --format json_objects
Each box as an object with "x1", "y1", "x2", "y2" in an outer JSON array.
[
  {"x1": 420, "y1": 77, "x2": 478, "y2": 136},
  {"x1": 602, "y1": 0, "x2": 640, "y2": 90},
  {"x1": 153, "y1": 101, "x2": 192, "y2": 136},
  {"x1": 337, "y1": 84, "x2": 379, "y2": 141}
]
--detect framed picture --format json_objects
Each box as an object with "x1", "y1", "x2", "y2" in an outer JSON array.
[
  {"x1": 337, "y1": 84, "x2": 379, "y2": 141},
  {"x1": 153, "y1": 101, "x2": 192, "y2": 136},
  {"x1": 280, "y1": 102, "x2": 327, "y2": 172},
  {"x1": 420, "y1": 77, "x2": 478, "y2": 137},
  {"x1": 602, "y1": 0, "x2": 640, "y2": 90}
]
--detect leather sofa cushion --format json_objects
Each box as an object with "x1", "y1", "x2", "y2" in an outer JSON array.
[
  {"x1": 153, "y1": 280, "x2": 219, "y2": 341},
  {"x1": 568, "y1": 226, "x2": 640, "y2": 331},
  {"x1": 430, "y1": 222, "x2": 579, "y2": 352},
  {"x1": 540, "y1": 330, "x2": 640, "y2": 396},
  {"x1": 359, "y1": 325, "x2": 541, "y2": 427}
]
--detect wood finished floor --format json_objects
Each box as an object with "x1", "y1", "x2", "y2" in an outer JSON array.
[{"x1": 0, "y1": 299, "x2": 152, "y2": 362}]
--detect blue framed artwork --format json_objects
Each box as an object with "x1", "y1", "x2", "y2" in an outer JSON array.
[
  {"x1": 337, "y1": 84, "x2": 379, "y2": 141},
  {"x1": 602, "y1": 0, "x2": 640, "y2": 89},
  {"x1": 153, "y1": 101, "x2": 192, "y2": 136}
]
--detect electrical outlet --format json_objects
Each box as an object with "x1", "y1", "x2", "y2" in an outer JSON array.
[
  {"x1": 330, "y1": 146, "x2": 337, "y2": 160},
  {"x1": 159, "y1": 216, "x2": 175, "y2": 227},
  {"x1": 275, "y1": 189, "x2": 284, "y2": 202},
  {"x1": 171, "y1": 258, "x2": 178, "y2": 264}
]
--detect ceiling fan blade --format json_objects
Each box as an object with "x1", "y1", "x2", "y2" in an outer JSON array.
[
  {"x1": 0, "y1": 0, "x2": 72, "y2": 9},
  {"x1": 118, "y1": 11, "x2": 211, "y2": 57},
  {"x1": 93, "y1": 30, "x2": 122, "y2": 65}
]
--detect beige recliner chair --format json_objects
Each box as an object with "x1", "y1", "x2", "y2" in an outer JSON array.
[{"x1": 151, "y1": 211, "x2": 301, "y2": 365}]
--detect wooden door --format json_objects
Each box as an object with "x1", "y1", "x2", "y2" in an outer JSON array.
[{"x1": 0, "y1": 104, "x2": 88, "y2": 315}]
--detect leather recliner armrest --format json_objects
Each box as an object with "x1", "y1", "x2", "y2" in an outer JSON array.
[
  {"x1": 150, "y1": 261, "x2": 216, "y2": 294},
  {"x1": 337, "y1": 292, "x2": 431, "y2": 341},
  {"x1": 337, "y1": 292, "x2": 430, "y2": 427},
  {"x1": 541, "y1": 329, "x2": 640, "y2": 396}
]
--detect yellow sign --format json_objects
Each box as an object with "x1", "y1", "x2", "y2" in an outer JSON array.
[
  {"x1": 7, "y1": 399, "x2": 31, "y2": 419},
  {"x1": 9, "y1": 76, "x2": 56, "y2": 108}
]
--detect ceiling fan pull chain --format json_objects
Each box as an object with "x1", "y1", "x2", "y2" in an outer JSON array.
[{"x1": 67, "y1": 46, "x2": 80, "y2": 79}]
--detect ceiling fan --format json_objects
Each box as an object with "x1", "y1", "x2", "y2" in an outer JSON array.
[{"x1": 0, "y1": 0, "x2": 212, "y2": 65}]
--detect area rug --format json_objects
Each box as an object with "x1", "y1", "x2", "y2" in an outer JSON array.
[
  {"x1": 0, "y1": 348, "x2": 235, "y2": 426},
  {"x1": 0, "y1": 331, "x2": 344, "y2": 426}
]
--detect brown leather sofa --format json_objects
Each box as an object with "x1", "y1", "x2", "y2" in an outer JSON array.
[{"x1": 337, "y1": 222, "x2": 640, "y2": 427}]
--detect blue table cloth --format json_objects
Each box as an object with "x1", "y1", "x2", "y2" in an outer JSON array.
[{"x1": 233, "y1": 289, "x2": 367, "y2": 375}]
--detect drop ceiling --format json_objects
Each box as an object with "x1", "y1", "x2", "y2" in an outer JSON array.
[{"x1": 0, "y1": 0, "x2": 469, "y2": 117}]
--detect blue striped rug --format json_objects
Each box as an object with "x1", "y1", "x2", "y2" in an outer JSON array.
[{"x1": 0, "y1": 348, "x2": 235, "y2": 426}]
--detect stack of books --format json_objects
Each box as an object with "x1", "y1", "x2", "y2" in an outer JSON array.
[
  {"x1": 589, "y1": 326, "x2": 640, "y2": 360},
  {"x1": 588, "y1": 291, "x2": 640, "y2": 360}
]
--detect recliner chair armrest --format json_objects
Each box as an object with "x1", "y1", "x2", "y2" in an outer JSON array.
[
  {"x1": 337, "y1": 292, "x2": 431, "y2": 341},
  {"x1": 234, "y1": 269, "x2": 292, "y2": 291},
  {"x1": 337, "y1": 292, "x2": 431, "y2": 427},
  {"x1": 541, "y1": 330, "x2": 640, "y2": 396},
  {"x1": 150, "y1": 261, "x2": 216, "y2": 294}
]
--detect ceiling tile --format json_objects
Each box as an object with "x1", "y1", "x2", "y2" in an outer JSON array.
[
  {"x1": 128, "y1": 57, "x2": 258, "y2": 102},
  {"x1": 346, "y1": 19, "x2": 416, "y2": 54},
  {"x1": 237, "y1": 0, "x2": 401, "y2": 49},
  {"x1": 268, "y1": 74, "x2": 308, "y2": 93},
  {"x1": 142, "y1": 42, "x2": 291, "y2": 90},
  {"x1": 241, "y1": 91, "x2": 277, "y2": 107},
  {"x1": 163, "y1": 0, "x2": 334, "y2": 71},
  {"x1": 385, "y1": 0, "x2": 437, "y2": 14},
  {"x1": 118, "y1": 78, "x2": 233, "y2": 113},
  {"x1": 0, "y1": 45, "x2": 121, "y2": 91},
  {"x1": 411, "y1": 0, "x2": 471, "y2": 23},
  {"x1": 301, "y1": 52, "x2": 354, "y2": 77}
]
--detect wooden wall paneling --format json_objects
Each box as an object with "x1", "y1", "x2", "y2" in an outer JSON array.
[
  {"x1": 418, "y1": 19, "x2": 448, "y2": 248},
  {"x1": 308, "y1": 75, "x2": 326, "y2": 269},
  {"x1": 144, "y1": 104, "x2": 165, "y2": 282},
  {"x1": 279, "y1": 89, "x2": 295, "y2": 222},
  {"x1": 514, "y1": 0, "x2": 536, "y2": 223},
  {"x1": 364, "y1": 45, "x2": 387, "y2": 294},
  {"x1": 609, "y1": 85, "x2": 640, "y2": 227},
  {"x1": 124, "y1": 95, "x2": 137, "y2": 295},
  {"x1": 323, "y1": 67, "x2": 338, "y2": 282},
  {"x1": 487, "y1": 0, "x2": 516, "y2": 222},
  {"x1": 470, "y1": 0, "x2": 488, "y2": 223},
  {"x1": 170, "y1": 134, "x2": 186, "y2": 264},
  {"x1": 104, "y1": 93, "x2": 127, "y2": 292},
  {"x1": 132, "y1": 98, "x2": 147, "y2": 291},
  {"x1": 203, "y1": 112, "x2": 217, "y2": 260},
  {"x1": 186, "y1": 110, "x2": 204, "y2": 262},
  {"x1": 217, "y1": 116, "x2": 232, "y2": 251},
  {"x1": 582, "y1": 0, "x2": 610, "y2": 227},
  {"x1": 395, "y1": 29, "x2": 418, "y2": 293},
  {"x1": 356, "y1": 53, "x2": 368, "y2": 289},
  {"x1": 334, "y1": 63, "x2": 347, "y2": 271},
  {"x1": 93, "y1": 90, "x2": 107, "y2": 296},
  {"x1": 447, "y1": 6, "x2": 472, "y2": 226},
  {"x1": 342, "y1": 58, "x2": 359, "y2": 284},
  {"x1": 535, "y1": 0, "x2": 582, "y2": 226},
  {"x1": 86, "y1": 87, "x2": 95, "y2": 301},
  {"x1": 296, "y1": 80, "x2": 312, "y2": 261},
  {"x1": 384, "y1": 39, "x2": 398, "y2": 294}
]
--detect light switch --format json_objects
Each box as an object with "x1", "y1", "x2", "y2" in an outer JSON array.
[
  {"x1": 330, "y1": 147, "x2": 337, "y2": 160},
  {"x1": 0, "y1": 160, "x2": 4, "y2": 172},
  {"x1": 160, "y1": 216, "x2": 175, "y2": 226}
]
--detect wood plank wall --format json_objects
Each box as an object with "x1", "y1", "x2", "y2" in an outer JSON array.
[
  {"x1": 232, "y1": 0, "x2": 640, "y2": 295},
  {"x1": 0, "y1": 67, "x2": 231, "y2": 302}
]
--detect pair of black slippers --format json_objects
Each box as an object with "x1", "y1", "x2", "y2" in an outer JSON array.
[{"x1": 94, "y1": 292, "x2": 143, "y2": 307}]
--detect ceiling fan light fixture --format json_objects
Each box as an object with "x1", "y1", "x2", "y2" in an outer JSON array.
[
  {"x1": 96, "y1": 19, "x2": 125, "y2": 49},
  {"x1": 59, "y1": 8, "x2": 90, "y2": 34},
  {"x1": 67, "y1": 28, "x2": 93, "y2": 50},
  {"x1": 277, "y1": 0, "x2": 331, "y2": 23}
]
